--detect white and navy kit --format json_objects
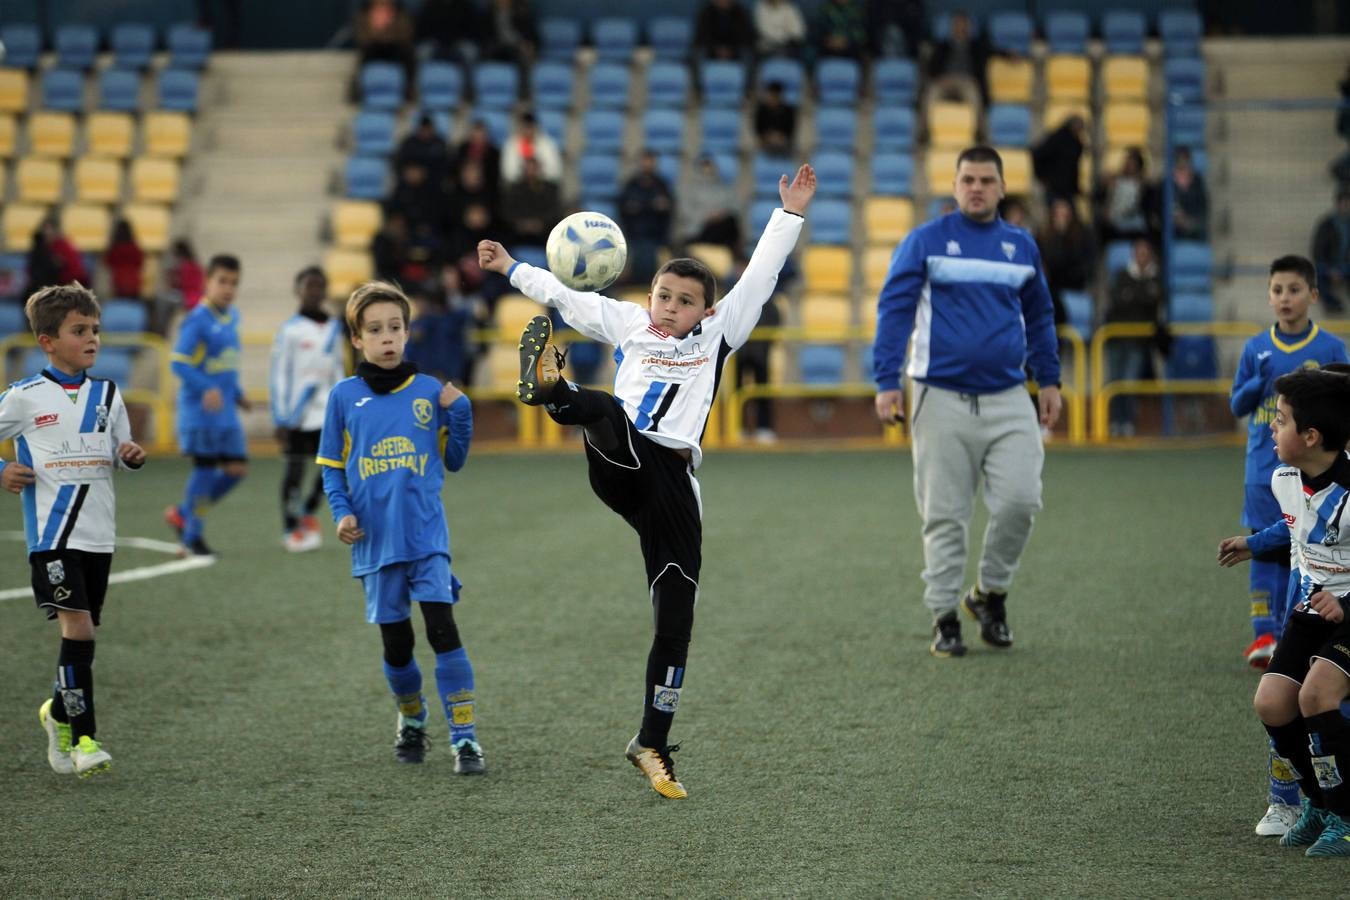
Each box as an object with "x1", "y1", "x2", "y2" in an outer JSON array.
[{"x1": 270, "y1": 312, "x2": 345, "y2": 434}]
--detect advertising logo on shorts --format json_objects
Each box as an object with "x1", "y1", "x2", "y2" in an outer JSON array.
[
  {"x1": 412, "y1": 398, "x2": 433, "y2": 430},
  {"x1": 46, "y1": 560, "x2": 65, "y2": 585}
]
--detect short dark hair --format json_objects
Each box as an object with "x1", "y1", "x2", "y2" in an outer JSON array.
[
  {"x1": 1274, "y1": 368, "x2": 1350, "y2": 451},
  {"x1": 207, "y1": 254, "x2": 241, "y2": 277},
  {"x1": 955, "y1": 145, "x2": 1004, "y2": 178},
  {"x1": 1269, "y1": 254, "x2": 1317, "y2": 289},
  {"x1": 25, "y1": 283, "x2": 100, "y2": 338},
  {"x1": 651, "y1": 258, "x2": 717, "y2": 308},
  {"x1": 294, "y1": 265, "x2": 325, "y2": 287}
]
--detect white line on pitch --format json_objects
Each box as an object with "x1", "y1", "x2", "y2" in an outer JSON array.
[{"x1": 0, "y1": 530, "x2": 216, "y2": 601}]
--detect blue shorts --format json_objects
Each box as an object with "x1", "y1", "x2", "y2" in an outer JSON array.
[
  {"x1": 1243, "y1": 483, "x2": 1282, "y2": 531},
  {"x1": 179, "y1": 422, "x2": 247, "y2": 460},
  {"x1": 360, "y1": 555, "x2": 461, "y2": 624}
]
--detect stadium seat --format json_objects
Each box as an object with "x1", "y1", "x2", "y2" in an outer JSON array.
[
  {"x1": 29, "y1": 112, "x2": 76, "y2": 159},
  {"x1": 1045, "y1": 11, "x2": 1089, "y2": 54},
  {"x1": 0, "y1": 302, "x2": 27, "y2": 335},
  {"x1": 344, "y1": 155, "x2": 387, "y2": 200},
  {"x1": 1164, "y1": 58, "x2": 1206, "y2": 105},
  {"x1": 0, "y1": 113, "x2": 14, "y2": 158},
  {"x1": 42, "y1": 69, "x2": 85, "y2": 112},
  {"x1": 530, "y1": 61, "x2": 574, "y2": 109},
  {"x1": 157, "y1": 68, "x2": 200, "y2": 112},
  {"x1": 324, "y1": 248, "x2": 374, "y2": 300},
  {"x1": 121, "y1": 201, "x2": 170, "y2": 252},
  {"x1": 699, "y1": 61, "x2": 746, "y2": 108},
  {"x1": 0, "y1": 25, "x2": 41, "y2": 69},
  {"x1": 592, "y1": 17, "x2": 639, "y2": 63},
  {"x1": 685, "y1": 242, "x2": 733, "y2": 276},
  {"x1": 817, "y1": 58, "x2": 861, "y2": 106},
  {"x1": 812, "y1": 151, "x2": 853, "y2": 198},
  {"x1": 130, "y1": 157, "x2": 179, "y2": 203},
  {"x1": 1170, "y1": 291, "x2": 1213, "y2": 323},
  {"x1": 73, "y1": 156, "x2": 123, "y2": 203},
  {"x1": 1170, "y1": 105, "x2": 1206, "y2": 147},
  {"x1": 360, "y1": 62, "x2": 405, "y2": 111},
  {"x1": 331, "y1": 200, "x2": 383, "y2": 250},
  {"x1": 577, "y1": 197, "x2": 617, "y2": 221},
  {"x1": 864, "y1": 197, "x2": 914, "y2": 245},
  {"x1": 1170, "y1": 241, "x2": 1212, "y2": 292},
  {"x1": 1102, "y1": 56, "x2": 1148, "y2": 102},
  {"x1": 167, "y1": 23, "x2": 212, "y2": 69},
  {"x1": 998, "y1": 147, "x2": 1032, "y2": 193},
  {"x1": 539, "y1": 17, "x2": 581, "y2": 61},
  {"x1": 1102, "y1": 11, "x2": 1147, "y2": 55},
  {"x1": 801, "y1": 294, "x2": 851, "y2": 332},
  {"x1": 512, "y1": 246, "x2": 548, "y2": 269},
  {"x1": 931, "y1": 12, "x2": 981, "y2": 42},
  {"x1": 92, "y1": 346, "x2": 136, "y2": 385},
  {"x1": 111, "y1": 23, "x2": 156, "y2": 70},
  {"x1": 352, "y1": 110, "x2": 396, "y2": 156},
  {"x1": 814, "y1": 107, "x2": 857, "y2": 152},
  {"x1": 752, "y1": 153, "x2": 795, "y2": 198},
  {"x1": 758, "y1": 57, "x2": 804, "y2": 105},
  {"x1": 98, "y1": 69, "x2": 141, "y2": 112},
  {"x1": 578, "y1": 153, "x2": 620, "y2": 201},
  {"x1": 989, "y1": 12, "x2": 1033, "y2": 55},
  {"x1": 642, "y1": 109, "x2": 683, "y2": 155},
  {"x1": 871, "y1": 152, "x2": 914, "y2": 196},
  {"x1": 925, "y1": 148, "x2": 960, "y2": 194},
  {"x1": 1105, "y1": 240, "x2": 1132, "y2": 274},
  {"x1": 55, "y1": 25, "x2": 99, "y2": 70},
  {"x1": 928, "y1": 101, "x2": 976, "y2": 149},
  {"x1": 646, "y1": 61, "x2": 689, "y2": 108},
  {"x1": 102, "y1": 298, "x2": 149, "y2": 332},
  {"x1": 62, "y1": 203, "x2": 112, "y2": 251},
  {"x1": 648, "y1": 16, "x2": 693, "y2": 61},
  {"x1": 581, "y1": 109, "x2": 625, "y2": 154},
  {"x1": 494, "y1": 294, "x2": 541, "y2": 333},
  {"x1": 2, "y1": 202, "x2": 49, "y2": 251},
  {"x1": 0, "y1": 70, "x2": 29, "y2": 114},
  {"x1": 799, "y1": 344, "x2": 847, "y2": 384},
  {"x1": 706, "y1": 151, "x2": 737, "y2": 182},
  {"x1": 1159, "y1": 10, "x2": 1203, "y2": 57},
  {"x1": 418, "y1": 61, "x2": 463, "y2": 111},
  {"x1": 1043, "y1": 101, "x2": 1092, "y2": 133},
  {"x1": 700, "y1": 108, "x2": 741, "y2": 153},
  {"x1": 16, "y1": 157, "x2": 63, "y2": 204},
  {"x1": 86, "y1": 112, "x2": 134, "y2": 158},
  {"x1": 587, "y1": 62, "x2": 630, "y2": 109},
  {"x1": 1045, "y1": 55, "x2": 1091, "y2": 103},
  {"x1": 987, "y1": 57, "x2": 1033, "y2": 104},
  {"x1": 810, "y1": 200, "x2": 851, "y2": 245},
  {"x1": 873, "y1": 107, "x2": 916, "y2": 152},
  {"x1": 748, "y1": 199, "x2": 778, "y2": 237},
  {"x1": 468, "y1": 107, "x2": 510, "y2": 144},
  {"x1": 873, "y1": 58, "x2": 917, "y2": 107},
  {"x1": 1061, "y1": 289, "x2": 1093, "y2": 337},
  {"x1": 536, "y1": 108, "x2": 567, "y2": 144},
  {"x1": 1103, "y1": 102, "x2": 1151, "y2": 146},
  {"x1": 143, "y1": 110, "x2": 192, "y2": 158},
  {"x1": 987, "y1": 104, "x2": 1032, "y2": 147},
  {"x1": 863, "y1": 245, "x2": 895, "y2": 293},
  {"x1": 1167, "y1": 335, "x2": 1218, "y2": 379}
]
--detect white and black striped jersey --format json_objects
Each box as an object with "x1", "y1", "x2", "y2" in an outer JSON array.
[
  {"x1": 0, "y1": 371, "x2": 137, "y2": 555},
  {"x1": 269, "y1": 312, "x2": 346, "y2": 432},
  {"x1": 509, "y1": 208, "x2": 804, "y2": 468}
]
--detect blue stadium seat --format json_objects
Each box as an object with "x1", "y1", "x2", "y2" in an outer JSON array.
[
  {"x1": 872, "y1": 106, "x2": 916, "y2": 151},
  {"x1": 1164, "y1": 58, "x2": 1205, "y2": 104},
  {"x1": 931, "y1": 12, "x2": 981, "y2": 41},
  {"x1": 989, "y1": 12, "x2": 1033, "y2": 55},
  {"x1": 111, "y1": 23, "x2": 155, "y2": 70},
  {"x1": 102, "y1": 298, "x2": 149, "y2": 332},
  {"x1": 469, "y1": 107, "x2": 510, "y2": 144},
  {"x1": 1106, "y1": 240, "x2": 1132, "y2": 274},
  {"x1": 926, "y1": 197, "x2": 954, "y2": 221},
  {"x1": 92, "y1": 346, "x2": 136, "y2": 385},
  {"x1": 587, "y1": 62, "x2": 630, "y2": 109},
  {"x1": 418, "y1": 61, "x2": 462, "y2": 111},
  {"x1": 157, "y1": 69, "x2": 199, "y2": 112},
  {"x1": 345, "y1": 156, "x2": 387, "y2": 200},
  {"x1": 1170, "y1": 105, "x2": 1206, "y2": 146},
  {"x1": 353, "y1": 111, "x2": 396, "y2": 156},
  {"x1": 582, "y1": 109, "x2": 626, "y2": 153},
  {"x1": 1159, "y1": 10, "x2": 1203, "y2": 57},
  {"x1": 648, "y1": 16, "x2": 692, "y2": 61},
  {"x1": 757, "y1": 56, "x2": 804, "y2": 105},
  {"x1": 871, "y1": 152, "x2": 914, "y2": 196},
  {"x1": 42, "y1": 69, "x2": 85, "y2": 112},
  {"x1": 1102, "y1": 11, "x2": 1147, "y2": 55},
  {"x1": 752, "y1": 153, "x2": 794, "y2": 198},
  {"x1": 1061, "y1": 289, "x2": 1093, "y2": 338},
  {"x1": 538, "y1": 18, "x2": 581, "y2": 62},
  {"x1": 513, "y1": 244, "x2": 548, "y2": 268},
  {"x1": 1170, "y1": 241, "x2": 1212, "y2": 292},
  {"x1": 810, "y1": 200, "x2": 851, "y2": 244},
  {"x1": 813, "y1": 151, "x2": 853, "y2": 198},
  {"x1": 800, "y1": 345, "x2": 847, "y2": 384},
  {"x1": 987, "y1": 104, "x2": 1032, "y2": 147},
  {"x1": 1189, "y1": 147, "x2": 1209, "y2": 174},
  {"x1": 814, "y1": 107, "x2": 857, "y2": 151},
  {"x1": 654, "y1": 153, "x2": 680, "y2": 185},
  {"x1": 530, "y1": 61, "x2": 574, "y2": 109},
  {"x1": 859, "y1": 346, "x2": 873, "y2": 382},
  {"x1": 167, "y1": 23, "x2": 211, "y2": 69},
  {"x1": 873, "y1": 58, "x2": 917, "y2": 107},
  {"x1": 472, "y1": 62, "x2": 518, "y2": 109},
  {"x1": 749, "y1": 199, "x2": 778, "y2": 237},
  {"x1": 1166, "y1": 335, "x2": 1217, "y2": 379},
  {"x1": 700, "y1": 108, "x2": 741, "y2": 154},
  {"x1": 642, "y1": 108, "x2": 683, "y2": 155},
  {"x1": 817, "y1": 58, "x2": 861, "y2": 106},
  {"x1": 592, "y1": 18, "x2": 639, "y2": 63},
  {"x1": 425, "y1": 110, "x2": 453, "y2": 138},
  {"x1": 98, "y1": 69, "x2": 140, "y2": 112},
  {"x1": 55, "y1": 25, "x2": 98, "y2": 70},
  {"x1": 699, "y1": 60, "x2": 746, "y2": 108},
  {"x1": 0, "y1": 253, "x2": 28, "y2": 303},
  {"x1": 0, "y1": 302, "x2": 27, "y2": 335},
  {"x1": 578, "y1": 197, "x2": 618, "y2": 221},
  {"x1": 646, "y1": 61, "x2": 689, "y2": 108},
  {"x1": 0, "y1": 25, "x2": 41, "y2": 69},
  {"x1": 360, "y1": 62, "x2": 404, "y2": 111},
  {"x1": 707, "y1": 152, "x2": 738, "y2": 182},
  {"x1": 1044, "y1": 12, "x2": 1089, "y2": 54},
  {"x1": 536, "y1": 107, "x2": 567, "y2": 144},
  {"x1": 1169, "y1": 291, "x2": 1213, "y2": 323},
  {"x1": 579, "y1": 153, "x2": 620, "y2": 201}
]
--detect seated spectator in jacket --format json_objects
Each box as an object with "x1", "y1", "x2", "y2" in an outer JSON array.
[
  {"x1": 1170, "y1": 146, "x2": 1209, "y2": 240},
  {"x1": 501, "y1": 157, "x2": 562, "y2": 245},
  {"x1": 868, "y1": 0, "x2": 925, "y2": 57},
  {"x1": 167, "y1": 238, "x2": 204, "y2": 312},
  {"x1": 619, "y1": 150, "x2": 674, "y2": 283},
  {"x1": 695, "y1": 0, "x2": 756, "y2": 61},
  {"x1": 389, "y1": 162, "x2": 449, "y2": 233},
  {"x1": 372, "y1": 210, "x2": 412, "y2": 283},
  {"x1": 1103, "y1": 237, "x2": 1166, "y2": 437},
  {"x1": 354, "y1": 0, "x2": 416, "y2": 97},
  {"x1": 500, "y1": 111, "x2": 562, "y2": 185},
  {"x1": 406, "y1": 284, "x2": 473, "y2": 384},
  {"x1": 455, "y1": 119, "x2": 501, "y2": 194},
  {"x1": 41, "y1": 219, "x2": 89, "y2": 287},
  {"x1": 754, "y1": 0, "x2": 806, "y2": 56},
  {"x1": 677, "y1": 154, "x2": 742, "y2": 250},
  {"x1": 23, "y1": 226, "x2": 61, "y2": 298},
  {"x1": 1032, "y1": 115, "x2": 1085, "y2": 209},
  {"x1": 1099, "y1": 147, "x2": 1151, "y2": 242},
  {"x1": 415, "y1": 0, "x2": 481, "y2": 63},
  {"x1": 754, "y1": 81, "x2": 797, "y2": 155},
  {"x1": 815, "y1": 0, "x2": 868, "y2": 59},
  {"x1": 1312, "y1": 187, "x2": 1350, "y2": 314},
  {"x1": 104, "y1": 219, "x2": 144, "y2": 298},
  {"x1": 1036, "y1": 197, "x2": 1096, "y2": 325},
  {"x1": 482, "y1": 0, "x2": 537, "y2": 65},
  {"x1": 396, "y1": 114, "x2": 452, "y2": 189},
  {"x1": 924, "y1": 10, "x2": 988, "y2": 112}
]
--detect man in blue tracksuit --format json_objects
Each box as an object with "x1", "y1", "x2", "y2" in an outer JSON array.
[{"x1": 873, "y1": 146, "x2": 1062, "y2": 657}]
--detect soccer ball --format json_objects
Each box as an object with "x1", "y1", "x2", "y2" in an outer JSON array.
[{"x1": 545, "y1": 211, "x2": 628, "y2": 292}]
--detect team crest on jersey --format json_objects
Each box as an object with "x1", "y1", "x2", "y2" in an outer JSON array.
[
  {"x1": 46, "y1": 560, "x2": 65, "y2": 585},
  {"x1": 946, "y1": 240, "x2": 962, "y2": 256},
  {"x1": 95, "y1": 405, "x2": 108, "y2": 430},
  {"x1": 412, "y1": 398, "x2": 433, "y2": 430},
  {"x1": 1325, "y1": 525, "x2": 1340, "y2": 545},
  {"x1": 1001, "y1": 241, "x2": 1016, "y2": 260}
]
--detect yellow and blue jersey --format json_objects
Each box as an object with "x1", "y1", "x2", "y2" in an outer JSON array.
[
  {"x1": 171, "y1": 302, "x2": 242, "y2": 426},
  {"x1": 316, "y1": 373, "x2": 472, "y2": 576}
]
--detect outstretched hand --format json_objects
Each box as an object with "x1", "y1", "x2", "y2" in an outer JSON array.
[
  {"x1": 779, "y1": 163, "x2": 817, "y2": 215},
  {"x1": 1217, "y1": 535, "x2": 1252, "y2": 567},
  {"x1": 477, "y1": 240, "x2": 516, "y2": 276}
]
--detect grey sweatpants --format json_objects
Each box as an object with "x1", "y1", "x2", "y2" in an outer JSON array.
[{"x1": 910, "y1": 383, "x2": 1045, "y2": 616}]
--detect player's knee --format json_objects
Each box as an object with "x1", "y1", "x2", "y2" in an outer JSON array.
[
  {"x1": 379, "y1": 618, "x2": 416, "y2": 666},
  {"x1": 1299, "y1": 677, "x2": 1347, "y2": 718},
  {"x1": 420, "y1": 602, "x2": 462, "y2": 654},
  {"x1": 987, "y1": 493, "x2": 1042, "y2": 521},
  {"x1": 223, "y1": 461, "x2": 248, "y2": 479},
  {"x1": 1254, "y1": 680, "x2": 1297, "y2": 725},
  {"x1": 652, "y1": 569, "x2": 696, "y2": 642}
]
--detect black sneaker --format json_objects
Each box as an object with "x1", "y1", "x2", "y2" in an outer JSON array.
[
  {"x1": 516, "y1": 315, "x2": 566, "y2": 405},
  {"x1": 930, "y1": 611, "x2": 967, "y2": 657},
  {"x1": 394, "y1": 723, "x2": 429, "y2": 764},
  {"x1": 453, "y1": 739, "x2": 486, "y2": 775},
  {"x1": 961, "y1": 587, "x2": 1013, "y2": 647},
  {"x1": 179, "y1": 537, "x2": 215, "y2": 558}
]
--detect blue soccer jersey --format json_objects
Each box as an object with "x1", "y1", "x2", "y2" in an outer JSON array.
[
  {"x1": 316, "y1": 373, "x2": 471, "y2": 576},
  {"x1": 171, "y1": 302, "x2": 244, "y2": 432}
]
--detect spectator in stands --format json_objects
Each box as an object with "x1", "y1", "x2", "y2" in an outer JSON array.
[
  {"x1": 500, "y1": 111, "x2": 562, "y2": 185},
  {"x1": 1036, "y1": 198, "x2": 1096, "y2": 326},
  {"x1": 501, "y1": 156, "x2": 562, "y2": 245},
  {"x1": 389, "y1": 162, "x2": 449, "y2": 234},
  {"x1": 414, "y1": 0, "x2": 481, "y2": 63},
  {"x1": 677, "y1": 154, "x2": 742, "y2": 251},
  {"x1": 104, "y1": 219, "x2": 144, "y2": 299},
  {"x1": 482, "y1": 0, "x2": 538, "y2": 66},
  {"x1": 353, "y1": 0, "x2": 416, "y2": 99},
  {"x1": 815, "y1": 0, "x2": 868, "y2": 59},
  {"x1": 754, "y1": 80, "x2": 797, "y2": 155},
  {"x1": 397, "y1": 114, "x2": 452, "y2": 190},
  {"x1": 447, "y1": 201, "x2": 503, "y2": 293},
  {"x1": 453, "y1": 160, "x2": 497, "y2": 227},
  {"x1": 694, "y1": 0, "x2": 756, "y2": 61},
  {"x1": 167, "y1": 238, "x2": 205, "y2": 312},
  {"x1": 1311, "y1": 187, "x2": 1350, "y2": 315},
  {"x1": 1103, "y1": 237, "x2": 1166, "y2": 437},
  {"x1": 754, "y1": 0, "x2": 806, "y2": 57},
  {"x1": 619, "y1": 150, "x2": 674, "y2": 283},
  {"x1": 867, "y1": 0, "x2": 925, "y2": 57},
  {"x1": 1031, "y1": 115, "x2": 1085, "y2": 210},
  {"x1": 433, "y1": 263, "x2": 488, "y2": 385},
  {"x1": 1099, "y1": 147, "x2": 1150, "y2": 242},
  {"x1": 406, "y1": 279, "x2": 473, "y2": 384},
  {"x1": 37, "y1": 219, "x2": 89, "y2": 289},
  {"x1": 23, "y1": 226, "x2": 62, "y2": 299},
  {"x1": 454, "y1": 119, "x2": 501, "y2": 195},
  {"x1": 924, "y1": 10, "x2": 989, "y2": 113},
  {"x1": 1170, "y1": 145, "x2": 1209, "y2": 241},
  {"x1": 372, "y1": 210, "x2": 412, "y2": 284},
  {"x1": 1000, "y1": 197, "x2": 1030, "y2": 231}
]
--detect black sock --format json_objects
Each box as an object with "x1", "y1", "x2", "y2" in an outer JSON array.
[
  {"x1": 58, "y1": 638, "x2": 96, "y2": 742},
  {"x1": 281, "y1": 454, "x2": 306, "y2": 531},
  {"x1": 49, "y1": 681, "x2": 67, "y2": 723},
  {"x1": 638, "y1": 575, "x2": 695, "y2": 750},
  {"x1": 303, "y1": 470, "x2": 325, "y2": 515},
  {"x1": 1266, "y1": 718, "x2": 1325, "y2": 807},
  {"x1": 1306, "y1": 711, "x2": 1350, "y2": 815}
]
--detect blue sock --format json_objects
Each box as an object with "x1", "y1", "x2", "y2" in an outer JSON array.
[
  {"x1": 1269, "y1": 738, "x2": 1302, "y2": 806},
  {"x1": 434, "y1": 647, "x2": 476, "y2": 745},
  {"x1": 208, "y1": 470, "x2": 242, "y2": 502},
  {"x1": 1250, "y1": 559, "x2": 1288, "y2": 639},
  {"x1": 382, "y1": 658, "x2": 426, "y2": 725},
  {"x1": 181, "y1": 466, "x2": 215, "y2": 542}
]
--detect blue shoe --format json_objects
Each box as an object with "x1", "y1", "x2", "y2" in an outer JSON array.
[
  {"x1": 1280, "y1": 800, "x2": 1328, "y2": 848},
  {"x1": 1307, "y1": 812, "x2": 1350, "y2": 857}
]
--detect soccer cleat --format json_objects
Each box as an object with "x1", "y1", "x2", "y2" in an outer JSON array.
[
  {"x1": 282, "y1": 528, "x2": 321, "y2": 553},
  {"x1": 961, "y1": 587, "x2": 1013, "y2": 647},
  {"x1": 516, "y1": 315, "x2": 566, "y2": 405},
  {"x1": 452, "y1": 739, "x2": 487, "y2": 775},
  {"x1": 71, "y1": 735, "x2": 111, "y2": 778},
  {"x1": 1246, "y1": 634, "x2": 1276, "y2": 670},
  {"x1": 163, "y1": 504, "x2": 185, "y2": 539},
  {"x1": 178, "y1": 537, "x2": 215, "y2": 558},
  {"x1": 301, "y1": 514, "x2": 321, "y2": 535},
  {"x1": 1279, "y1": 800, "x2": 1328, "y2": 847},
  {"x1": 1306, "y1": 812, "x2": 1350, "y2": 857},
  {"x1": 930, "y1": 611, "x2": 967, "y2": 657},
  {"x1": 625, "y1": 734, "x2": 687, "y2": 799},
  {"x1": 38, "y1": 699, "x2": 74, "y2": 775},
  {"x1": 1255, "y1": 802, "x2": 1302, "y2": 837},
  {"x1": 394, "y1": 722, "x2": 430, "y2": 763}
]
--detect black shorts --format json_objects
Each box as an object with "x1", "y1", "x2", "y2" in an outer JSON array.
[
  {"x1": 30, "y1": 549, "x2": 112, "y2": 626},
  {"x1": 283, "y1": 429, "x2": 322, "y2": 457},
  {"x1": 1267, "y1": 610, "x2": 1350, "y2": 683}
]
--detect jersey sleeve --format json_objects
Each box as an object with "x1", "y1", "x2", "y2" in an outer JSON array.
[
  {"x1": 1247, "y1": 517, "x2": 1292, "y2": 556},
  {"x1": 1229, "y1": 341, "x2": 1264, "y2": 417},
  {"x1": 170, "y1": 313, "x2": 214, "y2": 391},
  {"x1": 109, "y1": 387, "x2": 141, "y2": 470},
  {"x1": 508, "y1": 262, "x2": 648, "y2": 345},
  {"x1": 440, "y1": 394, "x2": 472, "y2": 473},
  {"x1": 715, "y1": 208, "x2": 806, "y2": 349},
  {"x1": 0, "y1": 384, "x2": 26, "y2": 444},
  {"x1": 872, "y1": 232, "x2": 925, "y2": 391},
  {"x1": 316, "y1": 389, "x2": 354, "y2": 521},
  {"x1": 1019, "y1": 241, "x2": 1061, "y2": 388},
  {"x1": 269, "y1": 326, "x2": 293, "y2": 426}
]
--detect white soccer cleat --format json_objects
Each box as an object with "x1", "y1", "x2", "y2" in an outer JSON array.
[
  {"x1": 71, "y1": 735, "x2": 111, "y2": 778},
  {"x1": 283, "y1": 528, "x2": 321, "y2": 553},
  {"x1": 39, "y1": 699, "x2": 74, "y2": 775},
  {"x1": 1255, "y1": 802, "x2": 1301, "y2": 837}
]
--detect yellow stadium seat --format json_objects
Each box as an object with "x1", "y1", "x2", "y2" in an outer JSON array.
[
  {"x1": 495, "y1": 294, "x2": 541, "y2": 334},
  {"x1": 1102, "y1": 56, "x2": 1148, "y2": 101},
  {"x1": 928, "y1": 101, "x2": 977, "y2": 149},
  {"x1": 1045, "y1": 55, "x2": 1091, "y2": 103},
  {"x1": 925, "y1": 148, "x2": 960, "y2": 194},
  {"x1": 800, "y1": 295, "x2": 852, "y2": 336},
  {"x1": 485, "y1": 345, "x2": 521, "y2": 388},
  {"x1": 1043, "y1": 101, "x2": 1091, "y2": 133},
  {"x1": 803, "y1": 246, "x2": 852, "y2": 295},
  {"x1": 987, "y1": 57, "x2": 1033, "y2": 104},
  {"x1": 864, "y1": 197, "x2": 914, "y2": 246},
  {"x1": 16, "y1": 157, "x2": 64, "y2": 204},
  {"x1": 29, "y1": 112, "x2": 77, "y2": 159},
  {"x1": 0, "y1": 114, "x2": 15, "y2": 159},
  {"x1": 62, "y1": 203, "x2": 112, "y2": 252},
  {"x1": 73, "y1": 157, "x2": 123, "y2": 204},
  {"x1": 130, "y1": 157, "x2": 180, "y2": 203},
  {"x1": 863, "y1": 245, "x2": 894, "y2": 294},
  {"x1": 143, "y1": 111, "x2": 192, "y2": 158},
  {"x1": 3, "y1": 202, "x2": 49, "y2": 251},
  {"x1": 997, "y1": 147, "x2": 1032, "y2": 194},
  {"x1": 324, "y1": 248, "x2": 374, "y2": 300},
  {"x1": 0, "y1": 70, "x2": 29, "y2": 114},
  {"x1": 331, "y1": 200, "x2": 382, "y2": 250},
  {"x1": 121, "y1": 202, "x2": 171, "y2": 253},
  {"x1": 685, "y1": 242, "x2": 733, "y2": 277},
  {"x1": 1103, "y1": 102, "x2": 1151, "y2": 147},
  {"x1": 86, "y1": 112, "x2": 135, "y2": 159}
]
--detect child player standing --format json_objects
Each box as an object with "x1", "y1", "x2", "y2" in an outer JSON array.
[
  {"x1": 316, "y1": 281, "x2": 484, "y2": 773},
  {"x1": 476, "y1": 163, "x2": 816, "y2": 799},
  {"x1": 0, "y1": 284, "x2": 146, "y2": 776}
]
